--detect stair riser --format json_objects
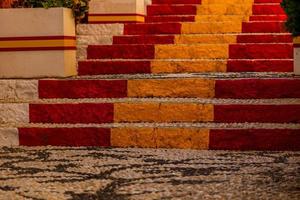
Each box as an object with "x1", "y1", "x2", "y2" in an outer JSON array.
[
  {"x1": 78, "y1": 60, "x2": 294, "y2": 75},
  {"x1": 38, "y1": 79, "x2": 300, "y2": 99},
  {"x1": 17, "y1": 128, "x2": 300, "y2": 151},
  {"x1": 252, "y1": 4, "x2": 285, "y2": 15},
  {"x1": 229, "y1": 44, "x2": 293, "y2": 59},
  {"x1": 26, "y1": 103, "x2": 300, "y2": 124}
]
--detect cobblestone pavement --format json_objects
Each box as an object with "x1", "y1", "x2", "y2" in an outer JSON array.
[{"x1": 0, "y1": 147, "x2": 299, "y2": 200}]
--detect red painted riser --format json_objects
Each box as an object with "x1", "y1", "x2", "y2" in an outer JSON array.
[
  {"x1": 146, "y1": 16, "x2": 195, "y2": 22},
  {"x1": 19, "y1": 128, "x2": 111, "y2": 147},
  {"x1": 87, "y1": 45, "x2": 155, "y2": 59},
  {"x1": 152, "y1": 0, "x2": 202, "y2": 4},
  {"x1": 242, "y1": 22, "x2": 287, "y2": 33},
  {"x1": 39, "y1": 80, "x2": 127, "y2": 98},
  {"x1": 215, "y1": 79, "x2": 300, "y2": 99},
  {"x1": 78, "y1": 61, "x2": 151, "y2": 75},
  {"x1": 249, "y1": 15, "x2": 287, "y2": 21},
  {"x1": 113, "y1": 35, "x2": 175, "y2": 44},
  {"x1": 214, "y1": 105, "x2": 300, "y2": 123},
  {"x1": 29, "y1": 103, "x2": 300, "y2": 123},
  {"x1": 29, "y1": 103, "x2": 114, "y2": 123},
  {"x1": 124, "y1": 23, "x2": 181, "y2": 35},
  {"x1": 39, "y1": 79, "x2": 300, "y2": 99},
  {"x1": 227, "y1": 60, "x2": 293, "y2": 72},
  {"x1": 255, "y1": 0, "x2": 282, "y2": 3},
  {"x1": 252, "y1": 4, "x2": 285, "y2": 15},
  {"x1": 210, "y1": 129, "x2": 300, "y2": 151},
  {"x1": 147, "y1": 5, "x2": 197, "y2": 16},
  {"x1": 229, "y1": 44, "x2": 293, "y2": 59},
  {"x1": 236, "y1": 34, "x2": 292, "y2": 43}
]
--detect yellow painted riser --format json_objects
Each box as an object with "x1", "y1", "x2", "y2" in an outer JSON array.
[
  {"x1": 155, "y1": 44, "x2": 229, "y2": 59},
  {"x1": 175, "y1": 34, "x2": 237, "y2": 44},
  {"x1": 195, "y1": 15, "x2": 249, "y2": 22},
  {"x1": 181, "y1": 22, "x2": 242, "y2": 34},
  {"x1": 197, "y1": 4, "x2": 253, "y2": 15},
  {"x1": 111, "y1": 128, "x2": 210, "y2": 149},
  {"x1": 114, "y1": 103, "x2": 214, "y2": 122},
  {"x1": 127, "y1": 79, "x2": 215, "y2": 98},
  {"x1": 202, "y1": 0, "x2": 254, "y2": 4},
  {"x1": 150, "y1": 60, "x2": 227, "y2": 73}
]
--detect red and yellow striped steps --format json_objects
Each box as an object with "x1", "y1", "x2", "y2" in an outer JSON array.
[
  {"x1": 28, "y1": 102, "x2": 300, "y2": 124},
  {"x1": 18, "y1": 127, "x2": 300, "y2": 151},
  {"x1": 38, "y1": 78, "x2": 300, "y2": 99}
]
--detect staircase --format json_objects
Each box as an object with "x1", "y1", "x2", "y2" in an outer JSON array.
[{"x1": 2, "y1": 0, "x2": 300, "y2": 150}]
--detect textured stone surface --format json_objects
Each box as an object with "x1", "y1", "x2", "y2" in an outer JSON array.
[
  {"x1": 128, "y1": 79, "x2": 215, "y2": 98},
  {"x1": 0, "y1": 147, "x2": 299, "y2": 199},
  {"x1": 181, "y1": 22, "x2": 242, "y2": 34},
  {"x1": 111, "y1": 128, "x2": 209, "y2": 149},
  {"x1": 151, "y1": 60, "x2": 227, "y2": 73},
  {"x1": 0, "y1": 104, "x2": 29, "y2": 124},
  {"x1": 0, "y1": 128, "x2": 18, "y2": 146},
  {"x1": 77, "y1": 35, "x2": 113, "y2": 46},
  {"x1": 197, "y1": 4, "x2": 252, "y2": 15},
  {"x1": 114, "y1": 102, "x2": 214, "y2": 122},
  {"x1": 0, "y1": 80, "x2": 38, "y2": 101},
  {"x1": 76, "y1": 24, "x2": 124, "y2": 35},
  {"x1": 175, "y1": 34, "x2": 237, "y2": 44},
  {"x1": 155, "y1": 44, "x2": 229, "y2": 59}
]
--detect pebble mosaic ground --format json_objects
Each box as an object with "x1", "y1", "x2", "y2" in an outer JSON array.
[{"x1": 0, "y1": 147, "x2": 299, "y2": 200}]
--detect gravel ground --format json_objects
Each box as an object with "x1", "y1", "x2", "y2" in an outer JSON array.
[{"x1": 0, "y1": 147, "x2": 299, "y2": 200}]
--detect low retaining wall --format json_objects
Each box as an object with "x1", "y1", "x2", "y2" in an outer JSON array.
[
  {"x1": 88, "y1": 0, "x2": 147, "y2": 23},
  {"x1": 0, "y1": 8, "x2": 76, "y2": 78}
]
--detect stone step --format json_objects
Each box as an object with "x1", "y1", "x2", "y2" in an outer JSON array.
[
  {"x1": 78, "y1": 59, "x2": 293, "y2": 75},
  {"x1": 252, "y1": 4, "x2": 285, "y2": 15},
  {"x1": 249, "y1": 15, "x2": 287, "y2": 21},
  {"x1": 242, "y1": 21, "x2": 287, "y2": 33},
  {"x1": 229, "y1": 43, "x2": 293, "y2": 59},
  {"x1": 7, "y1": 102, "x2": 300, "y2": 124},
  {"x1": 113, "y1": 34, "x2": 292, "y2": 45},
  {"x1": 35, "y1": 78, "x2": 300, "y2": 99},
  {"x1": 1, "y1": 126, "x2": 298, "y2": 150}
]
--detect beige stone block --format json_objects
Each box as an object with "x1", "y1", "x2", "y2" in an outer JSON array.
[
  {"x1": 0, "y1": 80, "x2": 38, "y2": 101},
  {"x1": 77, "y1": 35, "x2": 113, "y2": 46},
  {"x1": 0, "y1": 103, "x2": 29, "y2": 124},
  {"x1": 0, "y1": 8, "x2": 74, "y2": 37},
  {"x1": 0, "y1": 8, "x2": 76, "y2": 78},
  {"x1": 76, "y1": 24, "x2": 124, "y2": 35},
  {"x1": 295, "y1": 48, "x2": 300, "y2": 75},
  {"x1": 89, "y1": 0, "x2": 145, "y2": 15},
  {"x1": 0, "y1": 128, "x2": 19, "y2": 146},
  {"x1": 0, "y1": 50, "x2": 76, "y2": 78}
]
